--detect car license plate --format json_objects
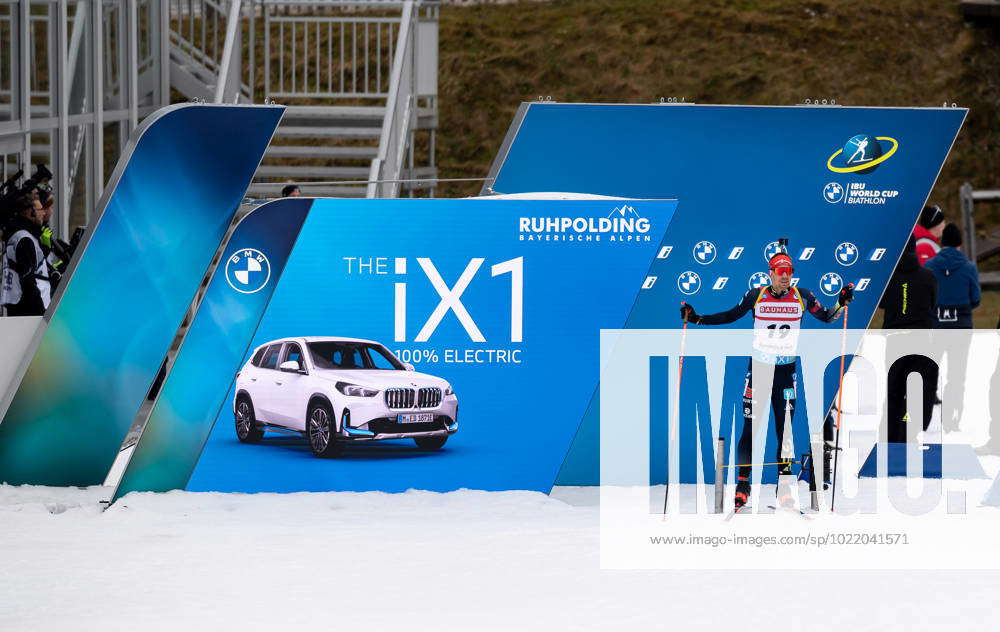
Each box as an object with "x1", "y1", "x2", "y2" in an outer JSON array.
[{"x1": 398, "y1": 413, "x2": 434, "y2": 424}]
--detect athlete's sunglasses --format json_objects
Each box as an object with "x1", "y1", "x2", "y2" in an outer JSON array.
[{"x1": 771, "y1": 265, "x2": 794, "y2": 276}]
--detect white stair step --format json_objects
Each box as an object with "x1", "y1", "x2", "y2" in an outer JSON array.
[
  {"x1": 255, "y1": 165, "x2": 371, "y2": 178},
  {"x1": 280, "y1": 105, "x2": 386, "y2": 120},
  {"x1": 264, "y1": 145, "x2": 378, "y2": 159},
  {"x1": 275, "y1": 126, "x2": 382, "y2": 139}
]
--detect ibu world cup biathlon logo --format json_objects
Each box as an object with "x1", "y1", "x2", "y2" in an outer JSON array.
[
  {"x1": 748, "y1": 271, "x2": 771, "y2": 289},
  {"x1": 677, "y1": 271, "x2": 701, "y2": 295},
  {"x1": 226, "y1": 248, "x2": 271, "y2": 294},
  {"x1": 820, "y1": 272, "x2": 844, "y2": 297},
  {"x1": 693, "y1": 240, "x2": 716, "y2": 264},
  {"x1": 827, "y1": 134, "x2": 899, "y2": 174},
  {"x1": 823, "y1": 182, "x2": 845, "y2": 204},
  {"x1": 835, "y1": 242, "x2": 859, "y2": 266}
]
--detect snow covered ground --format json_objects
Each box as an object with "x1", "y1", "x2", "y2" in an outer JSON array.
[
  {"x1": 4, "y1": 332, "x2": 999, "y2": 629},
  {"x1": 2, "y1": 483, "x2": 1000, "y2": 631}
]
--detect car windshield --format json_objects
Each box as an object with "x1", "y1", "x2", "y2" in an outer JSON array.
[{"x1": 308, "y1": 342, "x2": 405, "y2": 371}]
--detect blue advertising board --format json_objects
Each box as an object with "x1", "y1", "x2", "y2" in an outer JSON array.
[
  {"x1": 113, "y1": 198, "x2": 311, "y2": 500},
  {"x1": 0, "y1": 104, "x2": 283, "y2": 486},
  {"x1": 107, "y1": 103, "x2": 965, "y2": 497},
  {"x1": 113, "y1": 198, "x2": 677, "y2": 495},
  {"x1": 480, "y1": 103, "x2": 965, "y2": 484}
]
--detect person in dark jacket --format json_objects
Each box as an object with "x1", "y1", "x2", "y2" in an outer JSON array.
[
  {"x1": 925, "y1": 224, "x2": 979, "y2": 431},
  {"x1": 879, "y1": 237, "x2": 939, "y2": 442},
  {"x1": 880, "y1": 236, "x2": 938, "y2": 328},
  {"x1": 1, "y1": 195, "x2": 51, "y2": 316},
  {"x1": 925, "y1": 224, "x2": 980, "y2": 328}
]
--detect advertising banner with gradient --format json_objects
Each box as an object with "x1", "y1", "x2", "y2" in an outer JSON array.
[
  {"x1": 0, "y1": 104, "x2": 283, "y2": 487},
  {"x1": 112, "y1": 198, "x2": 677, "y2": 497},
  {"x1": 479, "y1": 103, "x2": 965, "y2": 485}
]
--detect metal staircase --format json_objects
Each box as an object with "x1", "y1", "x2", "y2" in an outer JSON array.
[
  {"x1": 166, "y1": 0, "x2": 439, "y2": 199},
  {"x1": 0, "y1": 0, "x2": 434, "y2": 245}
]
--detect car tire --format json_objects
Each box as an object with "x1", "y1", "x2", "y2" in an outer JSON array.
[
  {"x1": 235, "y1": 396, "x2": 264, "y2": 443},
  {"x1": 307, "y1": 402, "x2": 344, "y2": 458},
  {"x1": 413, "y1": 435, "x2": 447, "y2": 451}
]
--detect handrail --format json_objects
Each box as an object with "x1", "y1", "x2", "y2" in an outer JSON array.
[
  {"x1": 214, "y1": 0, "x2": 243, "y2": 102},
  {"x1": 258, "y1": 1, "x2": 438, "y2": 6},
  {"x1": 366, "y1": 0, "x2": 414, "y2": 198}
]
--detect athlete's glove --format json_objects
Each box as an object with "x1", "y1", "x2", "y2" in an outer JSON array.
[
  {"x1": 40, "y1": 226, "x2": 53, "y2": 248},
  {"x1": 838, "y1": 283, "x2": 855, "y2": 307},
  {"x1": 680, "y1": 302, "x2": 698, "y2": 323}
]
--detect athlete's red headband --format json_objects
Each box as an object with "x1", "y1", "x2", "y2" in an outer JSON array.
[
  {"x1": 768, "y1": 253, "x2": 793, "y2": 270},
  {"x1": 768, "y1": 253, "x2": 793, "y2": 275}
]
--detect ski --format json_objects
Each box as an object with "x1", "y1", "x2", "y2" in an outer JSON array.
[
  {"x1": 766, "y1": 504, "x2": 813, "y2": 520},
  {"x1": 724, "y1": 504, "x2": 751, "y2": 521}
]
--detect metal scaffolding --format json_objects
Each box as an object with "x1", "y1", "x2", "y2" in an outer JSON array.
[
  {"x1": 0, "y1": 1, "x2": 437, "y2": 241},
  {"x1": 1, "y1": 0, "x2": 170, "y2": 240}
]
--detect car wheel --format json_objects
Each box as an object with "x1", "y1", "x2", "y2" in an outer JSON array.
[
  {"x1": 307, "y1": 402, "x2": 343, "y2": 457},
  {"x1": 413, "y1": 435, "x2": 447, "y2": 451},
  {"x1": 235, "y1": 396, "x2": 264, "y2": 443}
]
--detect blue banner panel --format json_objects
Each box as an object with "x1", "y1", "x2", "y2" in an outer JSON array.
[
  {"x1": 112, "y1": 198, "x2": 312, "y2": 500},
  {"x1": 482, "y1": 104, "x2": 966, "y2": 485},
  {"x1": 0, "y1": 104, "x2": 282, "y2": 486},
  {"x1": 178, "y1": 198, "x2": 676, "y2": 493}
]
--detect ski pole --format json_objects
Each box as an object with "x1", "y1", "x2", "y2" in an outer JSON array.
[
  {"x1": 664, "y1": 309, "x2": 689, "y2": 515},
  {"x1": 831, "y1": 304, "x2": 849, "y2": 512}
]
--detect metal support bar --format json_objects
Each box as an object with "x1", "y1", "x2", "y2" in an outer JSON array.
[
  {"x1": 960, "y1": 182, "x2": 976, "y2": 261},
  {"x1": 214, "y1": 0, "x2": 242, "y2": 103},
  {"x1": 159, "y1": 0, "x2": 170, "y2": 107},
  {"x1": 67, "y1": 2, "x2": 87, "y2": 92},
  {"x1": 92, "y1": 0, "x2": 105, "y2": 203},
  {"x1": 713, "y1": 437, "x2": 725, "y2": 514},
  {"x1": 264, "y1": 3, "x2": 270, "y2": 101},
  {"x1": 56, "y1": 0, "x2": 70, "y2": 237},
  {"x1": 126, "y1": 0, "x2": 139, "y2": 131},
  {"x1": 18, "y1": 0, "x2": 29, "y2": 172}
]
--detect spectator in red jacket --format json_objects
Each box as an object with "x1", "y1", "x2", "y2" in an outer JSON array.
[{"x1": 914, "y1": 205, "x2": 944, "y2": 266}]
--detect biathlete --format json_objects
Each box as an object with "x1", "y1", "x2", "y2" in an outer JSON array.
[{"x1": 679, "y1": 242, "x2": 854, "y2": 509}]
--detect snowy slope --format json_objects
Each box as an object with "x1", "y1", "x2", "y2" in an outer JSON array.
[{"x1": 2, "y1": 484, "x2": 999, "y2": 631}]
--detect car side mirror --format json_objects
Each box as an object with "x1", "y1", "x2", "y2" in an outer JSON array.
[
  {"x1": 279, "y1": 360, "x2": 302, "y2": 373},
  {"x1": 403, "y1": 363, "x2": 415, "y2": 371}
]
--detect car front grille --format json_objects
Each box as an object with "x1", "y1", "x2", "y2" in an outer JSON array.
[
  {"x1": 383, "y1": 387, "x2": 443, "y2": 409},
  {"x1": 384, "y1": 388, "x2": 415, "y2": 409},
  {"x1": 418, "y1": 387, "x2": 442, "y2": 408}
]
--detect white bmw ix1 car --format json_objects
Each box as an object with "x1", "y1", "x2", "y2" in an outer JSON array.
[{"x1": 234, "y1": 337, "x2": 458, "y2": 457}]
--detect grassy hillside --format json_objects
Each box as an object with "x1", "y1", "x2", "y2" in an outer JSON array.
[{"x1": 435, "y1": 0, "x2": 1000, "y2": 243}]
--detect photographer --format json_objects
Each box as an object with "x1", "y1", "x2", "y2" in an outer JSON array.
[
  {"x1": 36, "y1": 193, "x2": 68, "y2": 289},
  {"x1": 1, "y1": 195, "x2": 52, "y2": 316}
]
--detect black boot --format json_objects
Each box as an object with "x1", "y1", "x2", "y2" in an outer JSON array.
[{"x1": 735, "y1": 477, "x2": 751, "y2": 509}]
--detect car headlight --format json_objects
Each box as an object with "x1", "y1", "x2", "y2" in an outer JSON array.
[
  {"x1": 444, "y1": 385, "x2": 454, "y2": 396},
  {"x1": 336, "y1": 382, "x2": 379, "y2": 397}
]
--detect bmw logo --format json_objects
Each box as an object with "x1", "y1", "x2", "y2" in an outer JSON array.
[
  {"x1": 677, "y1": 271, "x2": 702, "y2": 295},
  {"x1": 823, "y1": 182, "x2": 845, "y2": 204},
  {"x1": 763, "y1": 241, "x2": 784, "y2": 262},
  {"x1": 820, "y1": 272, "x2": 844, "y2": 297},
  {"x1": 748, "y1": 271, "x2": 771, "y2": 289},
  {"x1": 835, "y1": 242, "x2": 859, "y2": 266},
  {"x1": 225, "y1": 248, "x2": 271, "y2": 294},
  {"x1": 692, "y1": 240, "x2": 717, "y2": 264}
]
